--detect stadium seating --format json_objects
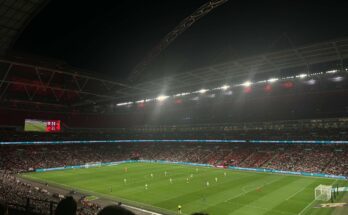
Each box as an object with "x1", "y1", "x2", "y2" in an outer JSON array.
[{"x1": 1, "y1": 127, "x2": 347, "y2": 214}]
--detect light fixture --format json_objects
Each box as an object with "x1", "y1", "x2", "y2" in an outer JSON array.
[
  {"x1": 326, "y1": 69, "x2": 338, "y2": 74},
  {"x1": 156, "y1": 95, "x2": 169, "y2": 101},
  {"x1": 116, "y1": 102, "x2": 133, "y2": 106},
  {"x1": 198, "y1": 89, "x2": 208, "y2": 94},
  {"x1": 220, "y1": 85, "x2": 230, "y2": 90},
  {"x1": 242, "y1": 81, "x2": 252, "y2": 87},
  {"x1": 267, "y1": 78, "x2": 278, "y2": 83},
  {"x1": 297, "y1": 74, "x2": 307, "y2": 79}
]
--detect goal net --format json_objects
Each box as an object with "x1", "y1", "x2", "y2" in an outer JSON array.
[
  {"x1": 85, "y1": 162, "x2": 102, "y2": 169},
  {"x1": 315, "y1": 185, "x2": 332, "y2": 201}
]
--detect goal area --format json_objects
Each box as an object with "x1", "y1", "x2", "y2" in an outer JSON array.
[
  {"x1": 315, "y1": 184, "x2": 332, "y2": 201},
  {"x1": 84, "y1": 162, "x2": 102, "y2": 168}
]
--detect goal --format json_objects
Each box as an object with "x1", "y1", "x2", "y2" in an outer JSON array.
[
  {"x1": 315, "y1": 185, "x2": 332, "y2": 201},
  {"x1": 85, "y1": 162, "x2": 102, "y2": 169}
]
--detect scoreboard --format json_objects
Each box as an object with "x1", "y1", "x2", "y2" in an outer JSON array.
[
  {"x1": 24, "y1": 119, "x2": 61, "y2": 132},
  {"x1": 46, "y1": 120, "x2": 61, "y2": 132}
]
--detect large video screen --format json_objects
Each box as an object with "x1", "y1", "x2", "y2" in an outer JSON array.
[{"x1": 24, "y1": 119, "x2": 61, "y2": 132}]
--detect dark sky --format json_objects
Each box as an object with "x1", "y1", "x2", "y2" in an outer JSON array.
[{"x1": 13, "y1": 0, "x2": 348, "y2": 81}]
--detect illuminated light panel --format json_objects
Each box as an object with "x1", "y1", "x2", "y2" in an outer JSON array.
[
  {"x1": 135, "y1": 100, "x2": 145, "y2": 104},
  {"x1": 326, "y1": 69, "x2": 338, "y2": 74},
  {"x1": 242, "y1": 81, "x2": 252, "y2": 87},
  {"x1": 267, "y1": 78, "x2": 278, "y2": 83},
  {"x1": 257, "y1": 80, "x2": 267, "y2": 84},
  {"x1": 156, "y1": 95, "x2": 169, "y2": 101},
  {"x1": 145, "y1": 98, "x2": 154, "y2": 102},
  {"x1": 115, "y1": 69, "x2": 345, "y2": 108},
  {"x1": 198, "y1": 89, "x2": 208, "y2": 94},
  {"x1": 296, "y1": 74, "x2": 307, "y2": 79},
  {"x1": 116, "y1": 102, "x2": 133, "y2": 106},
  {"x1": 220, "y1": 85, "x2": 230, "y2": 90},
  {"x1": 174, "y1": 92, "x2": 190, "y2": 97}
]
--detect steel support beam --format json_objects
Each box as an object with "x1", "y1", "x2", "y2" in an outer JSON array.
[{"x1": 129, "y1": 0, "x2": 229, "y2": 82}]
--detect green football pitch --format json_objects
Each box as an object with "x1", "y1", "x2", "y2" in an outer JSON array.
[
  {"x1": 22, "y1": 163, "x2": 348, "y2": 215},
  {"x1": 24, "y1": 121, "x2": 46, "y2": 132}
]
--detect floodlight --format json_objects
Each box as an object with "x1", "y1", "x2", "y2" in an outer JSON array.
[
  {"x1": 297, "y1": 74, "x2": 307, "y2": 79},
  {"x1": 116, "y1": 102, "x2": 132, "y2": 106},
  {"x1": 267, "y1": 78, "x2": 278, "y2": 83},
  {"x1": 198, "y1": 89, "x2": 208, "y2": 94},
  {"x1": 221, "y1": 85, "x2": 230, "y2": 90},
  {"x1": 242, "y1": 81, "x2": 252, "y2": 87},
  {"x1": 326, "y1": 70, "x2": 337, "y2": 74},
  {"x1": 156, "y1": 95, "x2": 169, "y2": 101}
]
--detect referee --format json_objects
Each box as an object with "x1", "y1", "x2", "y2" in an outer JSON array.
[{"x1": 177, "y1": 205, "x2": 182, "y2": 214}]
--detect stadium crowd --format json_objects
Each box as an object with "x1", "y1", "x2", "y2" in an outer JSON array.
[
  {"x1": 1, "y1": 141, "x2": 347, "y2": 175},
  {"x1": 0, "y1": 127, "x2": 347, "y2": 142},
  {"x1": 0, "y1": 134, "x2": 347, "y2": 214},
  {"x1": 0, "y1": 172, "x2": 100, "y2": 215}
]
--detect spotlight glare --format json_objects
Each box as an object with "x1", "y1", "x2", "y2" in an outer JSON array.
[
  {"x1": 221, "y1": 85, "x2": 230, "y2": 90},
  {"x1": 242, "y1": 81, "x2": 252, "y2": 87},
  {"x1": 116, "y1": 102, "x2": 133, "y2": 106},
  {"x1": 156, "y1": 95, "x2": 169, "y2": 101},
  {"x1": 267, "y1": 78, "x2": 278, "y2": 83},
  {"x1": 198, "y1": 89, "x2": 208, "y2": 94},
  {"x1": 297, "y1": 74, "x2": 307, "y2": 79},
  {"x1": 326, "y1": 69, "x2": 338, "y2": 74}
]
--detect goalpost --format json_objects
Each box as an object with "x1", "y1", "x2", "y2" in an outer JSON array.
[
  {"x1": 315, "y1": 185, "x2": 332, "y2": 201},
  {"x1": 85, "y1": 162, "x2": 102, "y2": 169}
]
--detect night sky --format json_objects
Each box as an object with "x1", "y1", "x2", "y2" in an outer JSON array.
[{"x1": 13, "y1": 0, "x2": 348, "y2": 81}]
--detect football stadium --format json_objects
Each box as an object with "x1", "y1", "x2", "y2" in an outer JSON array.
[{"x1": 0, "y1": 1, "x2": 348, "y2": 215}]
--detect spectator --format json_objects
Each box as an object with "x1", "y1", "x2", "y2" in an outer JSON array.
[
  {"x1": 98, "y1": 205, "x2": 135, "y2": 215},
  {"x1": 0, "y1": 202, "x2": 8, "y2": 215},
  {"x1": 55, "y1": 196, "x2": 77, "y2": 215}
]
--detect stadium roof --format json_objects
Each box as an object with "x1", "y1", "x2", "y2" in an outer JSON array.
[
  {"x1": 0, "y1": 0, "x2": 47, "y2": 55},
  {"x1": 1, "y1": 37, "x2": 347, "y2": 113},
  {"x1": 79, "y1": 37, "x2": 348, "y2": 107}
]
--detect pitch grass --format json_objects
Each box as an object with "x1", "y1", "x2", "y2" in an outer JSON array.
[
  {"x1": 22, "y1": 163, "x2": 348, "y2": 215},
  {"x1": 24, "y1": 121, "x2": 46, "y2": 132}
]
